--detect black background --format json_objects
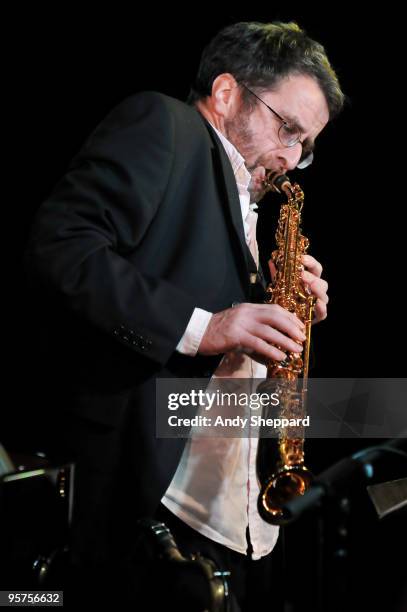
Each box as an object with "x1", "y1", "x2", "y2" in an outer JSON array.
[
  {"x1": 14, "y1": 7, "x2": 404, "y2": 378},
  {"x1": 5, "y1": 6, "x2": 407, "y2": 610}
]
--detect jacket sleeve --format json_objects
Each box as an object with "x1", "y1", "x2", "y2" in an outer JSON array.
[{"x1": 24, "y1": 92, "x2": 197, "y2": 367}]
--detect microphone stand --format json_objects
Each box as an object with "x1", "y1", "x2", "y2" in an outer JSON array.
[
  {"x1": 280, "y1": 437, "x2": 407, "y2": 612},
  {"x1": 281, "y1": 437, "x2": 407, "y2": 524}
]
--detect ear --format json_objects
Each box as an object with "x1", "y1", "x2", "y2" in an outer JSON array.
[{"x1": 210, "y1": 73, "x2": 239, "y2": 118}]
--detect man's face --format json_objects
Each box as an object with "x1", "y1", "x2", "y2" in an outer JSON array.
[{"x1": 224, "y1": 74, "x2": 330, "y2": 203}]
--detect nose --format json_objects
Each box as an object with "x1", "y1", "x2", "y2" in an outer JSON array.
[{"x1": 276, "y1": 143, "x2": 302, "y2": 172}]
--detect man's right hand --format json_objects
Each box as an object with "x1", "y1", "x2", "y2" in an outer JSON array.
[{"x1": 198, "y1": 303, "x2": 306, "y2": 363}]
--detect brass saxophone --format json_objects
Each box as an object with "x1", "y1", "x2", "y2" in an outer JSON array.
[{"x1": 256, "y1": 171, "x2": 315, "y2": 525}]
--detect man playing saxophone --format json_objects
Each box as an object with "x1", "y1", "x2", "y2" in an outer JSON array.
[{"x1": 24, "y1": 20, "x2": 344, "y2": 611}]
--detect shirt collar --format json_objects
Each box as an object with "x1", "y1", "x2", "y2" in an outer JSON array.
[{"x1": 209, "y1": 123, "x2": 252, "y2": 192}]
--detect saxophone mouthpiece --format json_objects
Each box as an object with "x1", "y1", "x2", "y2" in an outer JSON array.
[{"x1": 264, "y1": 171, "x2": 293, "y2": 197}]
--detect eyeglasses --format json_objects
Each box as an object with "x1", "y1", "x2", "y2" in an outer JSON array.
[{"x1": 240, "y1": 83, "x2": 314, "y2": 169}]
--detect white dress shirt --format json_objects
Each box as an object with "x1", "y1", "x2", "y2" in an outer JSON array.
[{"x1": 162, "y1": 124, "x2": 279, "y2": 560}]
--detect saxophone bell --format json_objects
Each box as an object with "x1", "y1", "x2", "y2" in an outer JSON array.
[{"x1": 258, "y1": 463, "x2": 313, "y2": 525}]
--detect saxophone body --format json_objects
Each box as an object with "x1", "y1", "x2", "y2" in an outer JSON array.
[{"x1": 256, "y1": 172, "x2": 316, "y2": 526}]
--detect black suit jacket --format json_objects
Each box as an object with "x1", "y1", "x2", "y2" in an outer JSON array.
[{"x1": 24, "y1": 91, "x2": 265, "y2": 566}]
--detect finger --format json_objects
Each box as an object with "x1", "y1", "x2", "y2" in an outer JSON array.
[
  {"x1": 268, "y1": 259, "x2": 277, "y2": 280},
  {"x1": 302, "y1": 254, "x2": 323, "y2": 278},
  {"x1": 254, "y1": 304, "x2": 305, "y2": 330},
  {"x1": 313, "y1": 299, "x2": 327, "y2": 322},
  {"x1": 253, "y1": 323, "x2": 304, "y2": 353},
  {"x1": 302, "y1": 271, "x2": 329, "y2": 302},
  {"x1": 245, "y1": 335, "x2": 287, "y2": 362}
]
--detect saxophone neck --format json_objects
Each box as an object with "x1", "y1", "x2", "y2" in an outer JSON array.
[
  {"x1": 264, "y1": 171, "x2": 293, "y2": 197},
  {"x1": 264, "y1": 171, "x2": 304, "y2": 210}
]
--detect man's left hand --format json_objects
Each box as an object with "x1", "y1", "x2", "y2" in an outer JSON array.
[
  {"x1": 268, "y1": 254, "x2": 328, "y2": 324},
  {"x1": 301, "y1": 254, "x2": 328, "y2": 324}
]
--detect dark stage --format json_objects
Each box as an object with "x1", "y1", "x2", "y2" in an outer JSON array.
[{"x1": 3, "y1": 6, "x2": 406, "y2": 611}]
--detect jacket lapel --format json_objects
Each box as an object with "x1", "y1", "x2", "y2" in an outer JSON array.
[{"x1": 203, "y1": 120, "x2": 258, "y2": 297}]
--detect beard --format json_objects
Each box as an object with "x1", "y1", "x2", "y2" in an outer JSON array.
[
  {"x1": 246, "y1": 165, "x2": 269, "y2": 203},
  {"x1": 224, "y1": 109, "x2": 271, "y2": 204}
]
